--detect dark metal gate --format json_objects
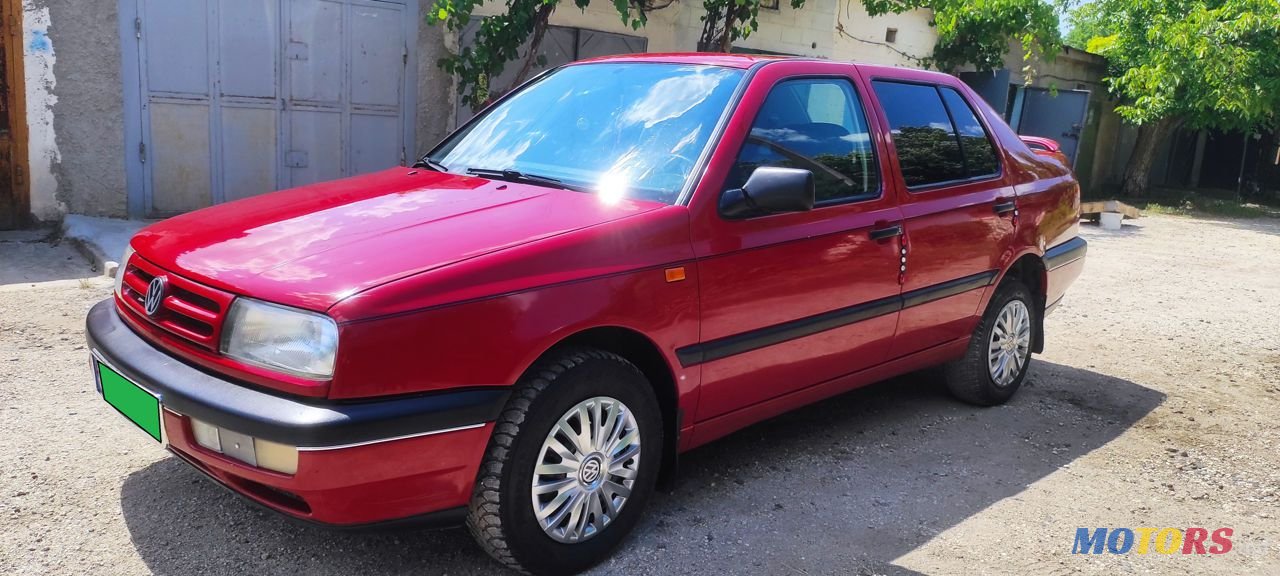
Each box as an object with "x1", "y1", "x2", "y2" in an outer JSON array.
[{"x1": 1016, "y1": 87, "x2": 1090, "y2": 166}]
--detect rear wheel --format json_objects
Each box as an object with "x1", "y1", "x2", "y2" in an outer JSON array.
[
  {"x1": 944, "y1": 280, "x2": 1036, "y2": 406},
  {"x1": 466, "y1": 348, "x2": 662, "y2": 575}
]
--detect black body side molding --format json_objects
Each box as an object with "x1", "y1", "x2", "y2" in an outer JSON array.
[
  {"x1": 1044, "y1": 236, "x2": 1087, "y2": 270},
  {"x1": 676, "y1": 270, "x2": 998, "y2": 367}
]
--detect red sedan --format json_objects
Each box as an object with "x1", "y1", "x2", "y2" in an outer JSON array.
[{"x1": 87, "y1": 53, "x2": 1085, "y2": 574}]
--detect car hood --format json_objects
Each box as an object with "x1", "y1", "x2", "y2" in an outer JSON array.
[{"x1": 131, "y1": 168, "x2": 663, "y2": 311}]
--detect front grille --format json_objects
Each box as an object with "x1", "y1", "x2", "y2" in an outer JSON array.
[{"x1": 119, "y1": 255, "x2": 235, "y2": 350}]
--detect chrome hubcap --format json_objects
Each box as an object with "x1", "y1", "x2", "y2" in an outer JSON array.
[
  {"x1": 988, "y1": 299, "x2": 1031, "y2": 387},
  {"x1": 531, "y1": 396, "x2": 640, "y2": 543}
]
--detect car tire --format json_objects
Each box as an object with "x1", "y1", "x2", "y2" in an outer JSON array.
[
  {"x1": 466, "y1": 347, "x2": 663, "y2": 575},
  {"x1": 943, "y1": 279, "x2": 1036, "y2": 406}
]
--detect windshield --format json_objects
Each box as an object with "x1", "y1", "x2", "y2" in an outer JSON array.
[{"x1": 429, "y1": 63, "x2": 745, "y2": 205}]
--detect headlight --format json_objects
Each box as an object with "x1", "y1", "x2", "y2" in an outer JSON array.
[
  {"x1": 114, "y1": 244, "x2": 135, "y2": 297},
  {"x1": 220, "y1": 298, "x2": 338, "y2": 379}
]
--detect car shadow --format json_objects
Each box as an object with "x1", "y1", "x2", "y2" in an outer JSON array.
[{"x1": 120, "y1": 361, "x2": 1163, "y2": 575}]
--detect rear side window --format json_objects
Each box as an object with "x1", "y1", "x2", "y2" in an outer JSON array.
[
  {"x1": 724, "y1": 78, "x2": 880, "y2": 204},
  {"x1": 939, "y1": 87, "x2": 1000, "y2": 178},
  {"x1": 872, "y1": 81, "x2": 999, "y2": 188}
]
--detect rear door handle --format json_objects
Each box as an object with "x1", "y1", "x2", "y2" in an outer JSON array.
[
  {"x1": 994, "y1": 201, "x2": 1017, "y2": 215},
  {"x1": 869, "y1": 223, "x2": 903, "y2": 241}
]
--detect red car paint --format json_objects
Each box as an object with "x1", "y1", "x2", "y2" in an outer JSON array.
[
  {"x1": 92, "y1": 54, "x2": 1084, "y2": 526},
  {"x1": 1019, "y1": 135, "x2": 1072, "y2": 167}
]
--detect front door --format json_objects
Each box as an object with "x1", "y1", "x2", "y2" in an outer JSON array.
[
  {"x1": 686, "y1": 67, "x2": 904, "y2": 423},
  {"x1": 864, "y1": 79, "x2": 1016, "y2": 359}
]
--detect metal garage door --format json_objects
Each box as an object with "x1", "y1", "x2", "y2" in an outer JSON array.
[
  {"x1": 1015, "y1": 87, "x2": 1090, "y2": 166},
  {"x1": 126, "y1": 0, "x2": 414, "y2": 217}
]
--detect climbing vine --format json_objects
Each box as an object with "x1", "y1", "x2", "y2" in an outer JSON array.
[{"x1": 696, "y1": 0, "x2": 807, "y2": 53}]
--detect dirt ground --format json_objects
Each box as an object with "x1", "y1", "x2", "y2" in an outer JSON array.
[{"x1": 2, "y1": 214, "x2": 1278, "y2": 575}]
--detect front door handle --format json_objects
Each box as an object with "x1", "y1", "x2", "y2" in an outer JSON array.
[
  {"x1": 869, "y1": 223, "x2": 903, "y2": 241},
  {"x1": 994, "y1": 200, "x2": 1017, "y2": 215}
]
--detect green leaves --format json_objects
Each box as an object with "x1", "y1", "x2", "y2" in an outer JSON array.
[{"x1": 1076, "y1": 0, "x2": 1280, "y2": 131}]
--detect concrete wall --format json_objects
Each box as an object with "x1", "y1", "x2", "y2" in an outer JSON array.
[
  {"x1": 828, "y1": 4, "x2": 935, "y2": 67},
  {"x1": 415, "y1": 5, "x2": 457, "y2": 153},
  {"x1": 21, "y1": 1, "x2": 59, "y2": 221},
  {"x1": 23, "y1": 0, "x2": 127, "y2": 221}
]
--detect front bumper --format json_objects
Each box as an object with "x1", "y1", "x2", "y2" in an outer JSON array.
[{"x1": 86, "y1": 298, "x2": 506, "y2": 525}]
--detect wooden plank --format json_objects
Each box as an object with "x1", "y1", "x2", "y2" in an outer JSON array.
[{"x1": 1081, "y1": 200, "x2": 1141, "y2": 220}]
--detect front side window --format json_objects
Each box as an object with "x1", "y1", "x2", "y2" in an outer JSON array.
[
  {"x1": 871, "y1": 81, "x2": 966, "y2": 187},
  {"x1": 723, "y1": 78, "x2": 880, "y2": 204},
  {"x1": 429, "y1": 63, "x2": 745, "y2": 205}
]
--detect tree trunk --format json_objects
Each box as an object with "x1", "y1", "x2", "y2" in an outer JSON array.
[
  {"x1": 718, "y1": 10, "x2": 735, "y2": 52},
  {"x1": 697, "y1": 8, "x2": 722, "y2": 52},
  {"x1": 506, "y1": 3, "x2": 556, "y2": 92},
  {"x1": 1120, "y1": 117, "x2": 1175, "y2": 198}
]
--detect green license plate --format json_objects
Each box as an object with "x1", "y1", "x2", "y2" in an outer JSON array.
[{"x1": 96, "y1": 359, "x2": 162, "y2": 442}]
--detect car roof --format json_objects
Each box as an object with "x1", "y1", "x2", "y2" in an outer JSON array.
[
  {"x1": 568, "y1": 53, "x2": 960, "y2": 84},
  {"x1": 570, "y1": 52, "x2": 793, "y2": 69}
]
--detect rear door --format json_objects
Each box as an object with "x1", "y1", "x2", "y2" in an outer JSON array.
[
  {"x1": 687, "y1": 65, "x2": 904, "y2": 423},
  {"x1": 864, "y1": 78, "x2": 1016, "y2": 359}
]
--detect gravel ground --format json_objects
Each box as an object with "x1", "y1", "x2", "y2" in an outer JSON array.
[{"x1": 2, "y1": 214, "x2": 1278, "y2": 575}]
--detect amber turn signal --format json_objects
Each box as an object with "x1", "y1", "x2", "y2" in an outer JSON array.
[{"x1": 664, "y1": 267, "x2": 687, "y2": 283}]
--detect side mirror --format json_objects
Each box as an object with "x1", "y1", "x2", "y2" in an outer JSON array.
[{"x1": 720, "y1": 166, "x2": 815, "y2": 219}]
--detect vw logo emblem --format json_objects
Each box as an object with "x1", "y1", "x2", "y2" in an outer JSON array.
[
  {"x1": 579, "y1": 456, "x2": 603, "y2": 485},
  {"x1": 144, "y1": 276, "x2": 168, "y2": 317}
]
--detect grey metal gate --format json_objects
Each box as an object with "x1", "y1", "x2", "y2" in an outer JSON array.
[
  {"x1": 124, "y1": 0, "x2": 415, "y2": 217},
  {"x1": 1016, "y1": 87, "x2": 1090, "y2": 166}
]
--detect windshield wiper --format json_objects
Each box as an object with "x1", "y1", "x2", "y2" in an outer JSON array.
[
  {"x1": 465, "y1": 168, "x2": 590, "y2": 193},
  {"x1": 412, "y1": 157, "x2": 448, "y2": 172}
]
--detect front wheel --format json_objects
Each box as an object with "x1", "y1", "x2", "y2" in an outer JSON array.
[
  {"x1": 943, "y1": 280, "x2": 1036, "y2": 406},
  {"x1": 466, "y1": 348, "x2": 663, "y2": 575}
]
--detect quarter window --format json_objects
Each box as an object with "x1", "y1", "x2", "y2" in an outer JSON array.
[
  {"x1": 939, "y1": 87, "x2": 1000, "y2": 178},
  {"x1": 724, "y1": 78, "x2": 880, "y2": 204}
]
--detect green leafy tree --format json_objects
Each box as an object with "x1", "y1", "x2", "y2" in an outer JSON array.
[
  {"x1": 427, "y1": 0, "x2": 1062, "y2": 108},
  {"x1": 1062, "y1": 0, "x2": 1109, "y2": 50},
  {"x1": 1075, "y1": 0, "x2": 1280, "y2": 196}
]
